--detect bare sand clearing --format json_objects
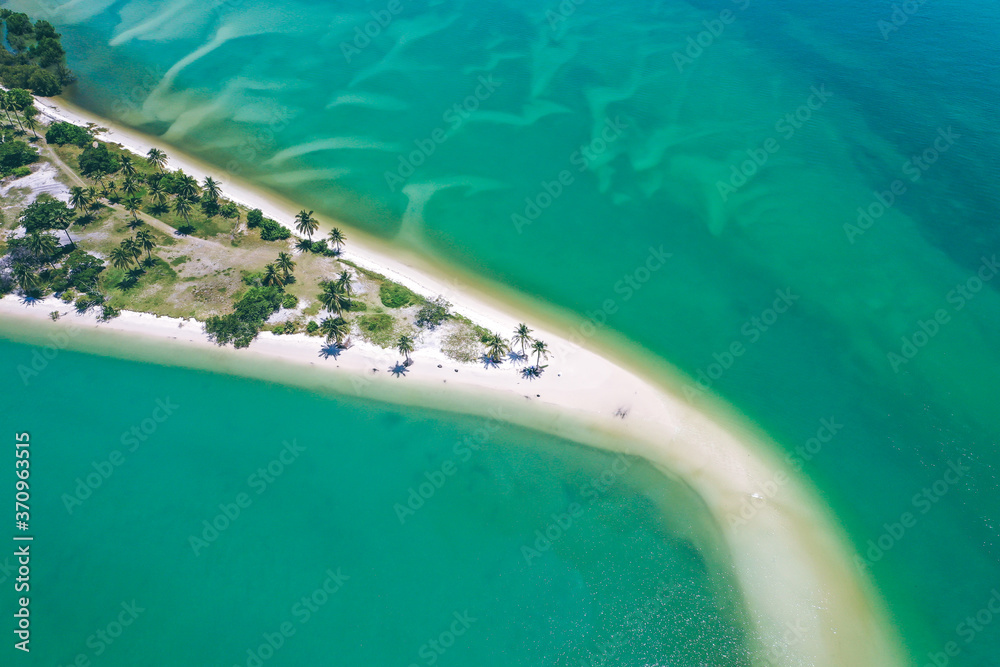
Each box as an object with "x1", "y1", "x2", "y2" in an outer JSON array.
[{"x1": 4, "y1": 94, "x2": 907, "y2": 665}]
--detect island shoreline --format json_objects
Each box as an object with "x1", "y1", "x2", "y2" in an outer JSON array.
[{"x1": 2, "y1": 93, "x2": 908, "y2": 666}]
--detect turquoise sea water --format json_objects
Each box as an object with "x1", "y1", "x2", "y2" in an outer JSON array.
[
  {"x1": 0, "y1": 334, "x2": 752, "y2": 665},
  {"x1": 3, "y1": 0, "x2": 1000, "y2": 663}
]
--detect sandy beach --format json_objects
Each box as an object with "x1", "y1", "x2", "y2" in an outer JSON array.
[{"x1": 2, "y1": 94, "x2": 907, "y2": 666}]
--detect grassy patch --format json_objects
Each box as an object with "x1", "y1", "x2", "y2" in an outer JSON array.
[
  {"x1": 170, "y1": 255, "x2": 189, "y2": 266},
  {"x1": 442, "y1": 323, "x2": 484, "y2": 363},
  {"x1": 379, "y1": 281, "x2": 419, "y2": 308},
  {"x1": 103, "y1": 257, "x2": 180, "y2": 313},
  {"x1": 355, "y1": 313, "x2": 398, "y2": 348}
]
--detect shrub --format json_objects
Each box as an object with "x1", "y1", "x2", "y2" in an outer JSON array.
[
  {"x1": 205, "y1": 285, "x2": 283, "y2": 348},
  {"x1": 259, "y1": 219, "x2": 291, "y2": 241},
  {"x1": 204, "y1": 314, "x2": 259, "y2": 348},
  {"x1": 27, "y1": 69, "x2": 61, "y2": 96},
  {"x1": 246, "y1": 208, "x2": 264, "y2": 228},
  {"x1": 20, "y1": 197, "x2": 71, "y2": 234},
  {"x1": 78, "y1": 143, "x2": 119, "y2": 179},
  {"x1": 99, "y1": 303, "x2": 120, "y2": 322},
  {"x1": 64, "y1": 250, "x2": 104, "y2": 291},
  {"x1": 0, "y1": 140, "x2": 37, "y2": 174},
  {"x1": 74, "y1": 291, "x2": 103, "y2": 313},
  {"x1": 416, "y1": 296, "x2": 451, "y2": 329},
  {"x1": 219, "y1": 201, "x2": 239, "y2": 219},
  {"x1": 45, "y1": 121, "x2": 92, "y2": 147},
  {"x1": 281, "y1": 293, "x2": 298, "y2": 309},
  {"x1": 305, "y1": 320, "x2": 319, "y2": 336},
  {"x1": 233, "y1": 285, "x2": 283, "y2": 322},
  {"x1": 379, "y1": 281, "x2": 418, "y2": 308},
  {"x1": 5, "y1": 13, "x2": 32, "y2": 36}
]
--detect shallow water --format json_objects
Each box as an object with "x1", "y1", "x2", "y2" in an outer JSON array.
[
  {"x1": 4, "y1": 0, "x2": 1000, "y2": 662},
  {"x1": 0, "y1": 334, "x2": 752, "y2": 665}
]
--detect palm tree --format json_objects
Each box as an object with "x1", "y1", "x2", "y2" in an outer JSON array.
[
  {"x1": 121, "y1": 175, "x2": 140, "y2": 196},
  {"x1": 335, "y1": 269, "x2": 353, "y2": 295},
  {"x1": 174, "y1": 196, "x2": 193, "y2": 226},
  {"x1": 261, "y1": 263, "x2": 285, "y2": 288},
  {"x1": 124, "y1": 196, "x2": 144, "y2": 227},
  {"x1": 531, "y1": 340, "x2": 550, "y2": 366},
  {"x1": 276, "y1": 252, "x2": 295, "y2": 279},
  {"x1": 146, "y1": 148, "x2": 167, "y2": 171},
  {"x1": 328, "y1": 227, "x2": 346, "y2": 253},
  {"x1": 203, "y1": 176, "x2": 221, "y2": 203},
  {"x1": 123, "y1": 237, "x2": 143, "y2": 266},
  {"x1": 23, "y1": 106, "x2": 38, "y2": 139},
  {"x1": 521, "y1": 365, "x2": 543, "y2": 380},
  {"x1": 11, "y1": 262, "x2": 38, "y2": 291},
  {"x1": 69, "y1": 186, "x2": 92, "y2": 213},
  {"x1": 8, "y1": 97, "x2": 25, "y2": 135},
  {"x1": 177, "y1": 174, "x2": 199, "y2": 200},
  {"x1": 119, "y1": 154, "x2": 136, "y2": 178},
  {"x1": 512, "y1": 323, "x2": 533, "y2": 354},
  {"x1": 86, "y1": 187, "x2": 101, "y2": 210},
  {"x1": 25, "y1": 233, "x2": 58, "y2": 268},
  {"x1": 0, "y1": 90, "x2": 13, "y2": 127},
  {"x1": 397, "y1": 334, "x2": 414, "y2": 365},
  {"x1": 486, "y1": 332, "x2": 509, "y2": 363},
  {"x1": 147, "y1": 181, "x2": 167, "y2": 212},
  {"x1": 320, "y1": 316, "x2": 350, "y2": 347},
  {"x1": 295, "y1": 210, "x2": 318, "y2": 241},
  {"x1": 135, "y1": 229, "x2": 155, "y2": 262},
  {"x1": 109, "y1": 246, "x2": 133, "y2": 271},
  {"x1": 318, "y1": 281, "x2": 350, "y2": 316},
  {"x1": 52, "y1": 209, "x2": 76, "y2": 248}
]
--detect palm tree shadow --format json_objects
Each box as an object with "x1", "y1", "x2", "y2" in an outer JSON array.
[
  {"x1": 480, "y1": 354, "x2": 502, "y2": 369},
  {"x1": 176, "y1": 224, "x2": 195, "y2": 236},
  {"x1": 508, "y1": 351, "x2": 528, "y2": 365},
  {"x1": 118, "y1": 269, "x2": 144, "y2": 290},
  {"x1": 520, "y1": 366, "x2": 543, "y2": 380},
  {"x1": 19, "y1": 293, "x2": 45, "y2": 306},
  {"x1": 389, "y1": 362, "x2": 410, "y2": 377},
  {"x1": 319, "y1": 343, "x2": 343, "y2": 359}
]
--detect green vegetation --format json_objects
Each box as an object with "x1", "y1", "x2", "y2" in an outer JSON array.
[
  {"x1": 379, "y1": 281, "x2": 419, "y2": 308},
  {"x1": 205, "y1": 285, "x2": 283, "y2": 348},
  {"x1": 484, "y1": 332, "x2": 509, "y2": 363},
  {"x1": 355, "y1": 313, "x2": 398, "y2": 348},
  {"x1": 416, "y1": 296, "x2": 451, "y2": 329},
  {"x1": 442, "y1": 327, "x2": 483, "y2": 363},
  {"x1": 320, "y1": 316, "x2": 349, "y2": 346},
  {"x1": 0, "y1": 11, "x2": 74, "y2": 96},
  {"x1": 396, "y1": 334, "x2": 414, "y2": 364},
  {"x1": 0, "y1": 140, "x2": 37, "y2": 175},
  {"x1": 294, "y1": 210, "x2": 318, "y2": 240},
  {"x1": 78, "y1": 144, "x2": 119, "y2": 183},
  {"x1": 259, "y1": 218, "x2": 291, "y2": 241},
  {"x1": 45, "y1": 122, "x2": 93, "y2": 147},
  {"x1": 0, "y1": 38, "x2": 511, "y2": 380}
]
